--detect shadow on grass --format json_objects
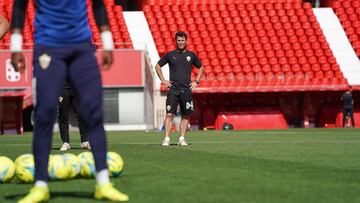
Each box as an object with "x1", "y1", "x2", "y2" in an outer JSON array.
[
  {"x1": 5, "y1": 191, "x2": 94, "y2": 201},
  {"x1": 164, "y1": 143, "x2": 191, "y2": 147},
  {"x1": 50, "y1": 147, "x2": 87, "y2": 150}
]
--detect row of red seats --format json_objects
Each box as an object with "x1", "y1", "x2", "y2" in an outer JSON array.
[
  {"x1": 195, "y1": 70, "x2": 345, "y2": 80},
  {"x1": 199, "y1": 63, "x2": 342, "y2": 74},
  {"x1": 145, "y1": 3, "x2": 306, "y2": 14},
  {"x1": 156, "y1": 43, "x2": 334, "y2": 60},
  {"x1": 149, "y1": 20, "x2": 322, "y2": 32},
  {"x1": 144, "y1": 0, "x2": 303, "y2": 6},
  {"x1": 155, "y1": 30, "x2": 327, "y2": 46},
  {"x1": 202, "y1": 58, "x2": 338, "y2": 70},
  {"x1": 332, "y1": 0, "x2": 360, "y2": 57},
  {"x1": 149, "y1": 20, "x2": 320, "y2": 33},
  {"x1": 199, "y1": 68, "x2": 342, "y2": 76},
  {"x1": 146, "y1": 6, "x2": 316, "y2": 22},
  {"x1": 200, "y1": 57, "x2": 341, "y2": 70},
  {"x1": 202, "y1": 49, "x2": 336, "y2": 60},
  {"x1": 196, "y1": 77, "x2": 347, "y2": 87},
  {"x1": 152, "y1": 30, "x2": 329, "y2": 52}
]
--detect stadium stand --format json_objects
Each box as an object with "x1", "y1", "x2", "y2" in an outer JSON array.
[
  {"x1": 0, "y1": 0, "x2": 357, "y2": 131},
  {"x1": 331, "y1": 0, "x2": 360, "y2": 57},
  {"x1": 143, "y1": 0, "x2": 349, "y2": 93},
  {"x1": 142, "y1": 0, "x2": 358, "y2": 129}
]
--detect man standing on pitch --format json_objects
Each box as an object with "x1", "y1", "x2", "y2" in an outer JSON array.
[
  {"x1": 155, "y1": 31, "x2": 204, "y2": 146},
  {"x1": 11, "y1": 0, "x2": 129, "y2": 202},
  {"x1": 342, "y1": 86, "x2": 355, "y2": 127}
]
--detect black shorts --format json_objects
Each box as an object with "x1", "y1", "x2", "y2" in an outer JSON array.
[
  {"x1": 166, "y1": 88, "x2": 194, "y2": 116},
  {"x1": 343, "y1": 107, "x2": 353, "y2": 117}
]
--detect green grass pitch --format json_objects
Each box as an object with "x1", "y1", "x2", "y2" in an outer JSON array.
[{"x1": 1, "y1": 129, "x2": 360, "y2": 203}]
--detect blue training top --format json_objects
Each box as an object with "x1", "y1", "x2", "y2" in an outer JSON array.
[{"x1": 34, "y1": 0, "x2": 92, "y2": 46}]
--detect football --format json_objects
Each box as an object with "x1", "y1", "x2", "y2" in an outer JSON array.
[
  {"x1": 62, "y1": 153, "x2": 80, "y2": 179},
  {"x1": 78, "y1": 152, "x2": 96, "y2": 178},
  {"x1": 15, "y1": 154, "x2": 35, "y2": 183},
  {"x1": 0, "y1": 156, "x2": 15, "y2": 183},
  {"x1": 48, "y1": 154, "x2": 71, "y2": 180},
  {"x1": 107, "y1": 152, "x2": 124, "y2": 177}
]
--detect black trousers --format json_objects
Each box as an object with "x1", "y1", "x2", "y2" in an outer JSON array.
[
  {"x1": 343, "y1": 107, "x2": 355, "y2": 127},
  {"x1": 58, "y1": 88, "x2": 87, "y2": 143}
]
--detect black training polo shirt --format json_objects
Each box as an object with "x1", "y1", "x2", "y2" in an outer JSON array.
[
  {"x1": 342, "y1": 92, "x2": 353, "y2": 109},
  {"x1": 158, "y1": 50, "x2": 202, "y2": 89}
]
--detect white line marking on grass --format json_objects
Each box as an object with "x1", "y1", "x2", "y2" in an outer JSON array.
[
  {"x1": 241, "y1": 131, "x2": 299, "y2": 134},
  {"x1": 5, "y1": 144, "x2": 30, "y2": 146},
  {"x1": 106, "y1": 140, "x2": 360, "y2": 145},
  {"x1": 238, "y1": 131, "x2": 360, "y2": 134},
  {"x1": 188, "y1": 140, "x2": 360, "y2": 144}
]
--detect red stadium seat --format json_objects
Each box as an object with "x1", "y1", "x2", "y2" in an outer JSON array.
[{"x1": 143, "y1": 0, "x2": 347, "y2": 91}]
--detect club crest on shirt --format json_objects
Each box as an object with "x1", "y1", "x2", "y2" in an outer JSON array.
[
  {"x1": 59, "y1": 96, "x2": 63, "y2": 103},
  {"x1": 39, "y1": 53, "x2": 51, "y2": 70},
  {"x1": 167, "y1": 105, "x2": 171, "y2": 111},
  {"x1": 186, "y1": 56, "x2": 191, "y2": 62}
]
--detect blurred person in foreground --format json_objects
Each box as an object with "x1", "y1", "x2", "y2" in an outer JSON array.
[{"x1": 11, "y1": 0, "x2": 129, "y2": 202}]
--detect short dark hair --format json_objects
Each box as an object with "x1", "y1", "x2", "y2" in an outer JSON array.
[{"x1": 175, "y1": 31, "x2": 187, "y2": 40}]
